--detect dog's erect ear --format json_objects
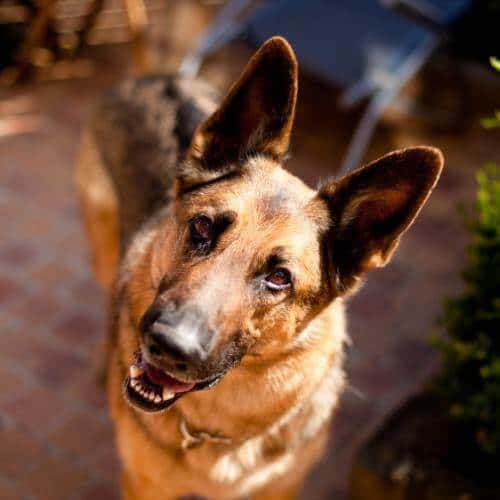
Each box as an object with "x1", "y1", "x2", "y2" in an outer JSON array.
[
  {"x1": 318, "y1": 147, "x2": 444, "y2": 293},
  {"x1": 180, "y1": 37, "x2": 298, "y2": 187}
]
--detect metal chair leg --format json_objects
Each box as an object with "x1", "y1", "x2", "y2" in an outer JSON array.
[
  {"x1": 338, "y1": 91, "x2": 393, "y2": 177},
  {"x1": 338, "y1": 34, "x2": 439, "y2": 176}
]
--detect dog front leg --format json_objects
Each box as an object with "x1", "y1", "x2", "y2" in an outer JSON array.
[
  {"x1": 251, "y1": 482, "x2": 301, "y2": 500},
  {"x1": 122, "y1": 471, "x2": 140, "y2": 500},
  {"x1": 121, "y1": 471, "x2": 179, "y2": 500}
]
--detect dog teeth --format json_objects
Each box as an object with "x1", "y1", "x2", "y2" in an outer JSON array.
[
  {"x1": 128, "y1": 372, "x2": 168, "y2": 405},
  {"x1": 163, "y1": 388, "x2": 175, "y2": 401},
  {"x1": 130, "y1": 365, "x2": 144, "y2": 378}
]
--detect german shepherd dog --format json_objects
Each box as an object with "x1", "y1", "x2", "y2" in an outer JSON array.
[{"x1": 76, "y1": 37, "x2": 443, "y2": 499}]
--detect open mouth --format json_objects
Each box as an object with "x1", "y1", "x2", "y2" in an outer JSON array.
[{"x1": 123, "y1": 352, "x2": 222, "y2": 413}]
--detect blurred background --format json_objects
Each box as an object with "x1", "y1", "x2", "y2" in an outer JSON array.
[{"x1": 0, "y1": 1, "x2": 498, "y2": 499}]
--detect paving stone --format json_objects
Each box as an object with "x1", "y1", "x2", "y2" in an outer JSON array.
[
  {"x1": 0, "y1": 365, "x2": 31, "y2": 404},
  {"x1": 33, "y1": 346, "x2": 88, "y2": 389},
  {"x1": 0, "y1": 242, "x2": 38, "y2": 268},
  {"x1": 86, "y1": 441, "x2": 121, "y2": 481},
  {"x1": 49, "y1": 412, "x2": 114, "y2": 458},
  {"x1": 0, "y1": 426, "x2": 45, "y2": 478},
  {"x1": 16, "y1": 454, "x2": 92, "y2": 500},
  {"x1": 9, "y1": 292, "x2": 62, "y2": 327},
  {"x1": 52, "y1": 310, "x2": 101, "y2": 348},
  {"x1": 1, "y1": 386, "x2": 73, "y2": 435},
  {"x1": 79, "y1": 480, "x2": 120, "y2": 500},
  {"x1": 30, "y1": 263, "x2": 77, "y2": 293},
  {"x1": 0, "y1": 329, "x2": 53, "y2": 371},
  {"x1": 63, "y1": 373, "x2": 108, "y2": 412},
  {"x1": 0, "y1": 477, "x2": 23, "y2": 500},
  {"x1": 0, "y1": 275, "x2": 25, "y2": 305}
]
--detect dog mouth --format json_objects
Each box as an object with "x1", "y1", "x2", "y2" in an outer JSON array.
[{"x1": 123, "y1": 353, "x2": 222, "y2": 413}]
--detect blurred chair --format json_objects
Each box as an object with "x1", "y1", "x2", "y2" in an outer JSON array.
[{"x1": 180, "y1": 0, "x2": 471, "y2": 175}]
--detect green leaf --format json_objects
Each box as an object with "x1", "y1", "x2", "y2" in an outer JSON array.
[
  {"x1": 481, "y1": 115, "x2": 500, "y2": 129},
  {"x1": 490, "y1": 57, "x2": 500, "y2": 72},
  {"x1": 433, "y1": 163, "x2": 500, "y2": 455}
]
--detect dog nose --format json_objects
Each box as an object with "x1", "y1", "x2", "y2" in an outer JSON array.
[
  {"x1": 147, "y1": 329, "x2": 190, "y2": 361},
  {"x1": 143, "y1": 315, "x2": 208, "y2": 367}
]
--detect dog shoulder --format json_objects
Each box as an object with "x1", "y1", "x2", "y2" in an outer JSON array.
[{"x1": 89, "y1": 75, "x2": 217, "y2": 181}]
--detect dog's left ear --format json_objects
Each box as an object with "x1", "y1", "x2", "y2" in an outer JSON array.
[
  {"x1": 179, "y1": 36, "x2": 298, "y2": 188},
  {"x1": 318, "y1": 147, "x2": 444, "y2": 293}
]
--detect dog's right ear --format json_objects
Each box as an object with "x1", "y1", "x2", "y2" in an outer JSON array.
[{"x1": 178, "y1": 36, "x2": 298, "y2": 190}]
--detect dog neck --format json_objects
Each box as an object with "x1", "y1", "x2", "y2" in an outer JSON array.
[
  {"x1": 116, "y1": 299, "x2": 346, "y2": 456},
  {"x1": 180, "y1": 299, "x2": 346, "y2": 433}
]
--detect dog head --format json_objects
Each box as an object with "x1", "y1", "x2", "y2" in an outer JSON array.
[{"x1": 123, "y1": 37, "x2": 443, "y2": 412}]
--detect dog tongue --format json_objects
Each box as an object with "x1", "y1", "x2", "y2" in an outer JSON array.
[{"x1": 142, "y1": 362, "x2": 195, "y2": 393}]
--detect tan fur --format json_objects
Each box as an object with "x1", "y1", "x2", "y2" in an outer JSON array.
[
  {"x1": 75, "y1": 130, "x2": 120, "y2": 290},
  {"x1": 76, "y1": 37, "x2": 443, "y2": 499},
  {"x1": 108, "y1": 297, "x2": 345, "y2": 499}
]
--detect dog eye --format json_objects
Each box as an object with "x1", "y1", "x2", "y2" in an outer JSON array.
[
  {"x1": 265, "y1": 268, "x2": 292, "y2": 291},
  {"x1": 190, "y1": 214, "x2": 213, "y2": 242}
]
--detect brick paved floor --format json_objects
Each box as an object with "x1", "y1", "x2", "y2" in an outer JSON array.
[{"x1": 0, "y1": 34, "x2": 498, "y2": 500}]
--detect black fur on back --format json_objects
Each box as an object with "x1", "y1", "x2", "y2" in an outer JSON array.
[{"x1": 89, "y1": 74, "x2": 219, "y2": 251}]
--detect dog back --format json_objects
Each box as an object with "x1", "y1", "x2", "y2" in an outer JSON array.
[{"x1": 87, "y1": 75, "x2": 219, "y2": 250}]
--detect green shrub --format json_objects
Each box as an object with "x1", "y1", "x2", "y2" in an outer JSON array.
[
  {"x1": 433, "y1": 163, "x2": 500, "y2": 455},
  {"x1": 480, "y1": 58, "x2": 500, "y2": 129}
]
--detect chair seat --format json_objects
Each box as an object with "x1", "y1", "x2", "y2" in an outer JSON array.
[{"x1": 246, "y1": 0, "x2": 436, "y2": 92}]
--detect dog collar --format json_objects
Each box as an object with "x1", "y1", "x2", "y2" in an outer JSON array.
[
  {"x1": 117, "y1": 342, "x2": 233, "y2": 452},
  {"x1": 179, "y1": 417, "x2": 232, "y2": 450}
]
